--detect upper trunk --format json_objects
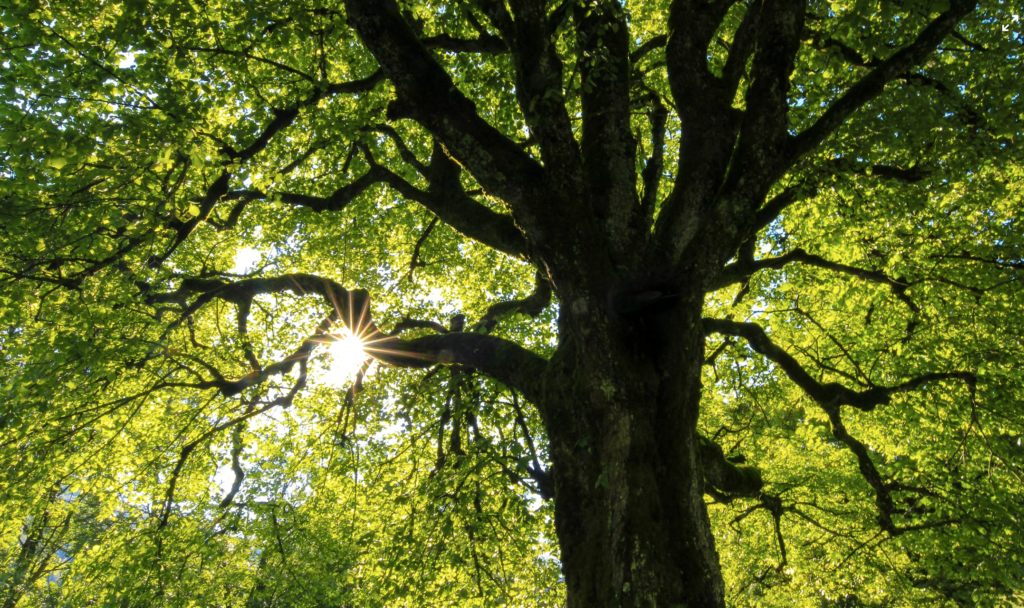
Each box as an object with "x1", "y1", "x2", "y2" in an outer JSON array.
[{"x1": 539, "y1": 286, "x2": 725, "y2": 607}]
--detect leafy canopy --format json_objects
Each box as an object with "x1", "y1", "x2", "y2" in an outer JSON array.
[{"x1": 1, "y1": 0, "x2": 1023, "y2": 606}]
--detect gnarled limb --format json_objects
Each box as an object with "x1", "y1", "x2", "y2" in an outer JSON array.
[
  {"x1": 702, "y1": 317, "x2": 975, "y2": 412},
  {"x1": 366, "y1": 332, "x2": 549, "y2": 406},
  {"x1": 159, "y1": 273, "x2": 549, "y2": 403},
  {"x1": 705, "y1": 317, "x2": 976, "y2": 536},
  {"x1": 343, "y1": 0, "x2": 549, "y2": 230},
  {"x1": 152, "y1": 171, "x2": 231, "y2": 268},
  {"x1": 474, "y1": 269, "x2": 552, "y2": 333},
  {"x1": 700, "y1": 435, "x2": 764, "y2": 499}
]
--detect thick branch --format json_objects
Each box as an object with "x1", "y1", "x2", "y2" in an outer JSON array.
[
  {"x1": 379, "y1": 153, "x2": 528, "y2": 258},
  {"x1": 501, "y1": 0, "x2": 585, "y2": 227},
  {"x1": 739, "y1": 0, "x2": 805, "y2": 151},
  {"x1": 575, "y1": 1, "x2": 641, "y2": 253},
  {"x1": 152, "y1": 170, "x2": 232, "y2": 267},
  {"x1": 403, "y1": 216, "x2": 440, "y2": 283},
  {"x1": 640, "y1": 96, "x2": 668, "y2": 223},
  {"x1": 474, "y1": 269, "x2": 553, "y2": 333},
  {"x1": 161, "y1": 273, "x2": 548, "y2": 403},
  {"x1": 826, "y1": 157, "x2": 931, "y2": 183},
  {"x1": 223, "y1": 70, "x2": 384, "y2": 163},
  {"x1": 721, "y1": 0, "x2": 762, "y2": 93},
  {"x1": 365, "y1": 332, "x2": 549, "y2": 405},
  {"x1": 700, "y1": 435, "x2": 764, "y2": 498},
  {"x1": 343, "y1": 0, "x2": 551, "y2": 236},
  {"x1": 654, "y1": 0, "x2": 743, "y2": 262}
]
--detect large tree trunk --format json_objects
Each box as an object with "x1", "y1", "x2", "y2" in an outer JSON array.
[{"x1": 541, "y1": 289, "x2": 725, "y2": 607}]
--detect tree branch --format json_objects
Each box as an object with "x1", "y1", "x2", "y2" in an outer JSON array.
[
  {"x1": 702, "y1": 318, "x2": 974, "y2": 412},
  {"x1": 750, "y1": 185, "x2": 815, "y2": 234},
  {"x1": 574, "y1": 1, "x2": 642, "y2": 253},
  {"x1": 223, "y1": 164, "x2": 387, "y2": 213},
  {"x1": 700, "y1": 435, "x2": 764, "y2": 498},
  {"x1": 788, "y1": 0, "x2": 978, "y2": 162},
  {"x1": 224, "y1": 147, "x2": 528, "y2": 259},
  {"x1": 721, "y1": 0, "x2": 762, "y2": 94},
  {"x1": 711, "y1": 248, "x2": 917, "y2": 315},
  {"x1": 184, "y1": 45, "x2": 318, "y2": 83},
  {"x1": 729, "y1": 0, "x2": 805, "y2": 188},
  {"x1": 159, "y1": 273, "x2": 548, "y2": 403},
  {"x1": 829, "y1": 159, "x2": 931, "y2": 183},
  {"x1": 501, "y1": 0, "x2": 586, "y2": 225},
  {"x1": 365, "y1": 332, "x2": 549, "y2": 406},
  {"x1": 630, "y1": 34, "x2": 667, "y2": 65},
  {"x1": 378, "y1": 149, "x2": 529, "y2": 258},
  {"x1": 403, "y1": 215, "x2": 439, "y2": 283},
  {"x1": 705, "y1": 317, "x2": 977, "y2": 535},
  {"x1": 654, "y1": 0, "x2": 744, "y2": 262},
  {"x1": 363, "y1": 123, "x2": 428, "y2": 176},
  {"x1": 422, "y1": 33, "x2": 508, "y2": 54},
  {"x1": 640, "y1": 95, "x2": 668, "y2": 224},
  {"x1": 343, "y1": 0, "x2": 553, "y2": 239},
  {"x1": 473, "y1": 269, "x2": 552, "y2": 333},
  {"x1": 150, "y1": 70, "x2": 386, "y2": 268}
]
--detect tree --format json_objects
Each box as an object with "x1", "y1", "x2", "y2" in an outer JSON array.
[{"x1": 1, "y1": 0, "x2": 1022, "y2": 605}]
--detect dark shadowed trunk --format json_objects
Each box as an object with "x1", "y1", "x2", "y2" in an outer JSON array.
[{"x1": 541, "y1": 289, "x2": 724, "y2": 607}]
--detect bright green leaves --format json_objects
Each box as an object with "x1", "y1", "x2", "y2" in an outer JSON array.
[{"x1": 2, "y1": 0, "x2": 1022, "y2": 606}]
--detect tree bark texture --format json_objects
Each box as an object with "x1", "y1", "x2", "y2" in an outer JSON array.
[{"x1": 541, "y1": 293, "x2": 724, "y2": 607}]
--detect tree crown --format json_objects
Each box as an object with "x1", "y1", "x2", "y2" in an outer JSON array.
[{"x1": 1, "y1": 0, "x2": 1022, "y2": 605}]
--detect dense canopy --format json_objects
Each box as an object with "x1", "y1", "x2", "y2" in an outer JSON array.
[{"x1": 1, "y1": 0, "x2": 1022, "y2": 606}]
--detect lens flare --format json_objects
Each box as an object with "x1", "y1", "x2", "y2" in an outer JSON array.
[{"x1": 323, "y1": 328, "x2": 367, "y2": 387}]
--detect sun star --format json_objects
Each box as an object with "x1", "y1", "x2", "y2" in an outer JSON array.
[{"x1": 324, "y1": 328, "x2": 367, "y2": 387}]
